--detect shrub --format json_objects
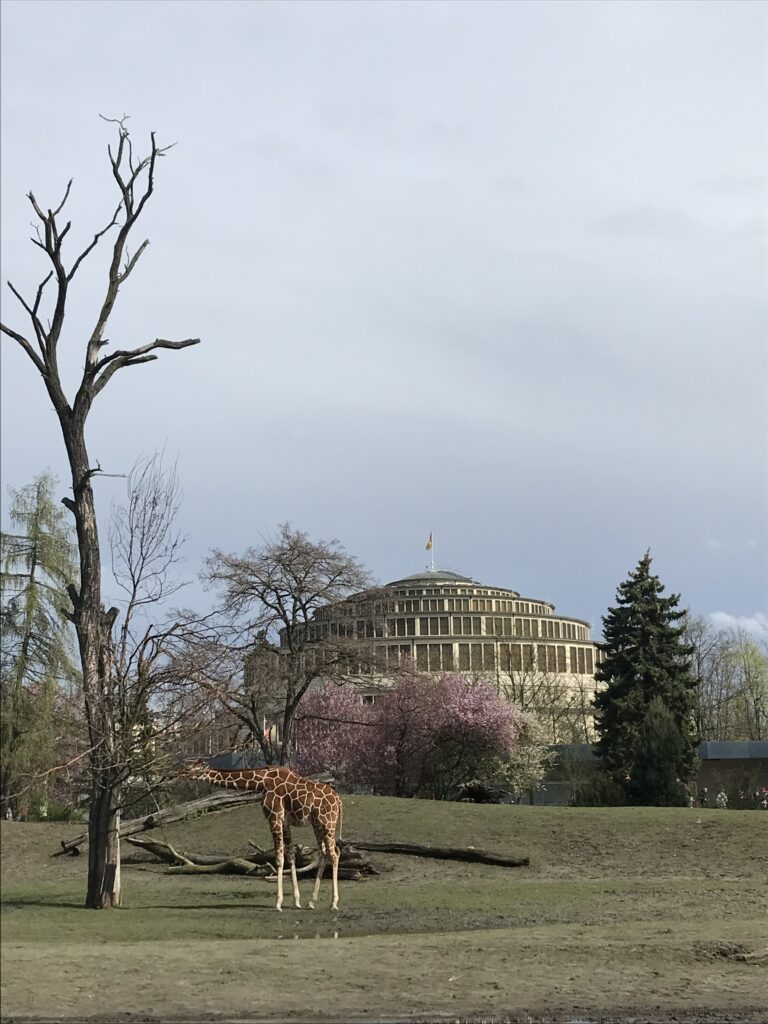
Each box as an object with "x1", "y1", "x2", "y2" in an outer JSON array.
[
  {"x1": 457, "y1": 780, "x2": 510, "y2": 804},
  {"x1": 572, "y1": 773, "x2": 627, "y2": 806},
  {"x1": 629, "y1": 697, "x2": 689, "y2": 806},
  {"x1": 24, "y1": 793, "x2": 81, "y2": 821}
]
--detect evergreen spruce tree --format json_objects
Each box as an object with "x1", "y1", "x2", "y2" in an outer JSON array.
[
  {"x1": 594, "y1": 552, "x2": 698, "y2": 797},
  {"x1": 630, "y1": 697, "x2": 688, "y2": 806}
]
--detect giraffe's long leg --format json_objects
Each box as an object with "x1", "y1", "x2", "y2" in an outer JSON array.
[
  {"x1": 284, "y1": 824, "x2": 301, "y2": 909},
  {"x1": 271, "y1": 819, "x2": 285, "y2": 912},
  {"x1": 329, "y1": 826, "x2": 340, "y2": 911},
  {"x1": 308, "y1": 823, "x2": 327, "y2": 910}
]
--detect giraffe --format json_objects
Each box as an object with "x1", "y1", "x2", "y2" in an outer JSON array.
[{"x1": 180, "y1": 760, "x2": 343, "y2": 911}]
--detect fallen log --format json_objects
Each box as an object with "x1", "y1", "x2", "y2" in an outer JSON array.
[
  {"x1": 168, "y1": 858, "x2": 275, "y2": 877},
  {"x1": 126, "y1": 833, "x2": 522, "y2": 875},
  {"x1": 127, "y1": 837, "x2": 296, "y2": 877},
  {"x1": 126, "y1": 835, "x2": 259, "y2": 866},
  {"x1": 246, "y1": 839, "x2": 373, "y2": 871},
  {"x1": 341, "y1": 839, "x2": 529, "y2": 867},
  {"x1": 126, "y1": 835, "x2": 379, "y2": 879},
  {"x1": 127, "y1": 835, "x2": 318, "y2": 867},
  {"x1": 127, "y1": 835, "x2": 316, "y2": 869},
  {"x1": 55, "y1": 791, "x2": 263, "y2": 856}
]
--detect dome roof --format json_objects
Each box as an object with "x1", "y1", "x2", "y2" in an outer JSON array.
[{"x1": 387, "y1": 568, "x2": 477, "y2": 587}]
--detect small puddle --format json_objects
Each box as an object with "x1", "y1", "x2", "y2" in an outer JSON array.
[{"x1": 277, "y1": 931, "x2": 340, "y2": 940}]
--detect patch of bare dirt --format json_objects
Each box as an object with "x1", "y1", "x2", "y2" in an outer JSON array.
[{"x1": 695, "y1": 940, "x2": 768, "y2": 964}]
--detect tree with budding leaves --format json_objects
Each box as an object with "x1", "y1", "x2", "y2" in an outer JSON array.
[
  {"x1": 1, "y1": 472, "x2": 80, "y2": 818},
  {"x1": 0, "y1": 118, "x2": 200, "y2": 908}
]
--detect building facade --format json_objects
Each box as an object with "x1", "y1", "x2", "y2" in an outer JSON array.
[
  {"x1": 292, "y1": 567, "x2": 603, "y2": 740},
  {"x1": 304, "y1": 567, "x2": 599, "y2": 675}
]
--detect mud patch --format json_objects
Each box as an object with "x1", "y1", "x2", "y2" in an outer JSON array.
[{"x1": 695, "y1": 940, "x2": 768, "y2": 964}]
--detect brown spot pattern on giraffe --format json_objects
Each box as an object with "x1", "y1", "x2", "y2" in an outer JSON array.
[{"x1": 187, "y1": 761, "x2": 344, "y2": 908}]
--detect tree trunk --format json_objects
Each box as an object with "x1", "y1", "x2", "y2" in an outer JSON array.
[
  {"x1": 86, "y1": 776, "x2": 122, "y2": 907},
  {"x1": 60, "y1": 413, "x2": 122, "y2": 909},
  {"x1": 280, "y1": 695, "x2": 301, "y2": 765}
]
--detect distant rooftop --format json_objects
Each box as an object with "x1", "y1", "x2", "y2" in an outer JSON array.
[
  {"x1": 699, "y1": 740, "x2": 768, "y2": 760},
  {"x1": 387, "y1": 568, "x2": 477, "y2": 587}
]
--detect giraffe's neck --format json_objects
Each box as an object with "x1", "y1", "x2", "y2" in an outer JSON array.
[{"x1": 200, "y1": 769, "x2": 270, "y2": 792}]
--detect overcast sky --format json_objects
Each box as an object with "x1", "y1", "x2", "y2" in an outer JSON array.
[{"x1": 1, "y1": 0, "x2": 766, "y2": 637}]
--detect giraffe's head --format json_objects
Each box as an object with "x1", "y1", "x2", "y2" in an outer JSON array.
[{"x1": 178, "y1": 758, "x2": 212, "y2": 780}]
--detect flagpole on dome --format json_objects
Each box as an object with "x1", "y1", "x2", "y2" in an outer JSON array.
[{"x1": 426, "y1": 530, "x2": 434, "y2": 572}]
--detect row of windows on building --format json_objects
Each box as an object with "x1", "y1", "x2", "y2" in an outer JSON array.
[
  {"x1": 377, "y1": 642, "x2": 597, "y2": 675},
  {"x1": 277, "y1": 639, "x2": 599, "y2": 679},
  {"x1": 394, "y1": 586, "x2": 545, "y2": 606},
  {"x1": 306, "y1": 616, "x2": 589, "y2": 643},
  {"x1": 385, "y1": 597, "x2": 552, "y2": 615}
]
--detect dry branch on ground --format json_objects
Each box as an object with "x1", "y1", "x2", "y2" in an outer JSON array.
[
  {"x1": 123, "y1": 831, "x2": 528, "y2": 880},
  {"x1": 340, "y1": 839, "x2": 530, "y2": 867},
  {"x1": 125, "y1": 834, "x2": 377, "y2": 880}
]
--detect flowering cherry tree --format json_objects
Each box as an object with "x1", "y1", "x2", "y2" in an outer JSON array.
[
  {"x1": 295, "y1": 673, "x2": 536, "y2": 799},
  {"x1": 499, "y1": 709, "x2": 555, "y2": 798},
  {"x1": 293, "y1": 683, "x2": 374, "y2": 781}
]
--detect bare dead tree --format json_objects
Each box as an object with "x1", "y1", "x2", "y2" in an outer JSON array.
[
  {"x1": 201, "y1": 525, "x2": 383, "y2": 764},
  {"x1": 496, "y1": 650, "x2": 594, "y2": 744},
  {"x1": 1, "y1": 120, "x2": 200, "y2": 908}
]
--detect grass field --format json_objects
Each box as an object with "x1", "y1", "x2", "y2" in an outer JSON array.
[{"x1": 1, "y1": 797, "x2": 766, "y2": 1022}]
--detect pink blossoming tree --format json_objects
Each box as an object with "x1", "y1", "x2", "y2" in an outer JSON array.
[
  {"x1": 293, "y1": 681, "x2": 374, "y2": 782},
  {"x1": 295, "y1": 672, "x2": 533, "y2": 799}
]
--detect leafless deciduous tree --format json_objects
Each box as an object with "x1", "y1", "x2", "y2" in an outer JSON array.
[
  {"x1": 1, "y1": 120, "x2": 200, "y2": 908},
  {"x1": 686, "y1": 615, "x2": 768, "y2": 742},
  {"x1": 105, "y1": 454, "x2": 215, "y2": 811},
  {"x1": 72, "y1": 453, "x2": 212, "y2": 901},
  {"x1": 200, "y1": 524, "x2": 382, "y2": 765},
  {"x1": 496, "y1": 651, "x2": 595, "y2": 744}
]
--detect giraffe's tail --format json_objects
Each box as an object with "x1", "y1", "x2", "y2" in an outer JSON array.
[{"x1": 336, "y1": 801, "x2": 344, "y2": 852}]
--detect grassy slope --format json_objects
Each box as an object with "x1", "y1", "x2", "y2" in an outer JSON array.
[{"x1": 1, "y1": 799, "x2": 766, "y2": 1021}]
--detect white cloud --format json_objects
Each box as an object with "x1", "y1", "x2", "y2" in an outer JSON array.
[{"x1": 709, "y1": 611, "x2": 768, "y2": 638}]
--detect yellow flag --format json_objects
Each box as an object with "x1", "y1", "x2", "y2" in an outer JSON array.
[{"x1": 425, "y1": 532, "x2": 433, "y2": 551}]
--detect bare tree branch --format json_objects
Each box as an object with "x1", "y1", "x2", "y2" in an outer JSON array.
[
  {"x1": 1, "y1": 118, "x2": 202, "y2": 909},
  {"x1": 52, "y1": 179, "x2": 73, "y2": 216},
  {"x1": 199, "y1": 527, "x2": 380, "y2": 764},
  {"x1": 67, "y1": 203, "x2": 123, "y2": 282},
  {"x1": 92, "y1": 337, "x2": 201, "y2": 396},
  {"x1": 0, "y1": 319, "x2": 46, "y2": 374}
]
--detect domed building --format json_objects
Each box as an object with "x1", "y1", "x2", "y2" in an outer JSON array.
[
  {"x1": 300, "y1": 566, "x2": 603, "y2": 741},
  {"x1": 308, "y1": 566, "x2": 599, "y2": 675}
]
